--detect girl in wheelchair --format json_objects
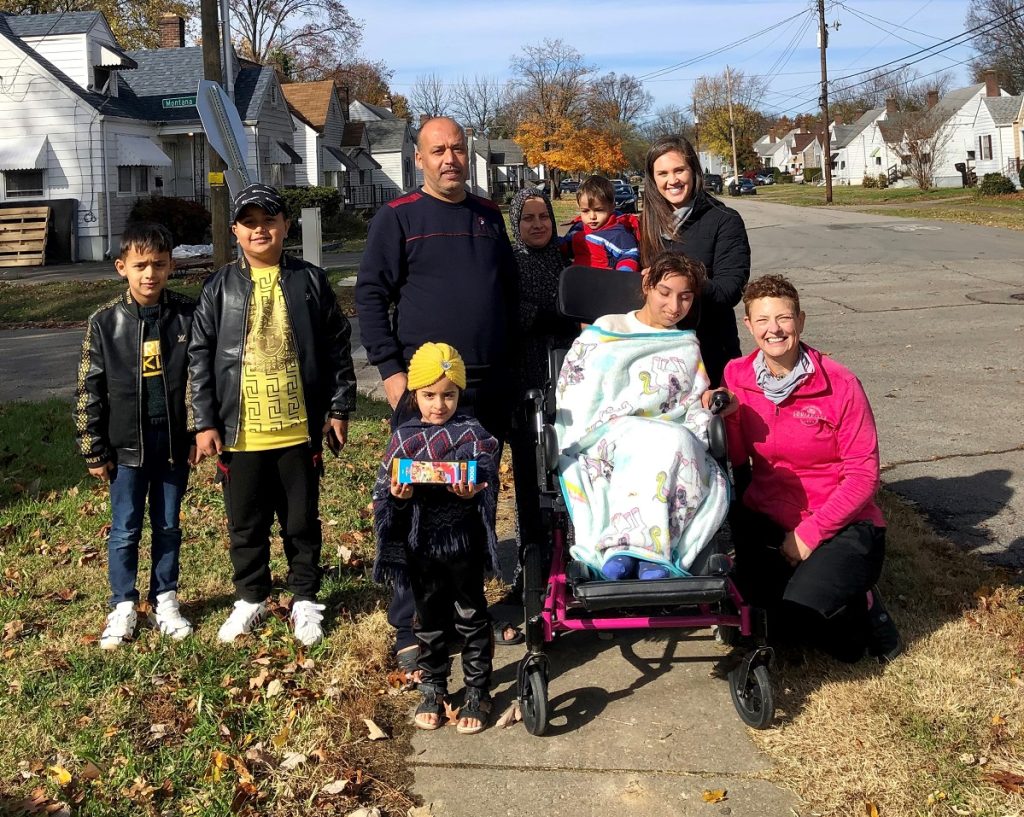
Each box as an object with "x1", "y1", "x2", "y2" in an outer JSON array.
[
  {"x1": 555, "y1": 251, "x2": 732, "y2": 581},
  {"x1": 371, "y1": 343, "x2": 500, "y2": 734}
]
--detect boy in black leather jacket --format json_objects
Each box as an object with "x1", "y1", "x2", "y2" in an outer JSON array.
[
  {"x1": 75, "y1": 222, "x2": 197, "y2": 649},
  {"x1": 188, "y1": 183, "x2": 356, "y2": 647}
]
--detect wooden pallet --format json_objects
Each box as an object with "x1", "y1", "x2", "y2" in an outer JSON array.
[{"x1": 0, "y1": 206, "x2": 50, "y2": 267}]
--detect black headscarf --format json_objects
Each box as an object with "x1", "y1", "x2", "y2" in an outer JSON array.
[{"x1": 508, "y1": 188, "x2": 577, "y2": 392}]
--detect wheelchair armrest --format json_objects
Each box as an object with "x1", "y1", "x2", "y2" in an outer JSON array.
[
  {"x1": 708, "y1": 415, "x2": 728, "y2": 463},
  {"x1": 542, "y1": 425, "x2": 559, "y2": 473}
]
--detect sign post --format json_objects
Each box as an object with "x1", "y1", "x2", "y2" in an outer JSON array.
[{"x1": 301, "y1": 208, "x2": 322, "y2": 269}]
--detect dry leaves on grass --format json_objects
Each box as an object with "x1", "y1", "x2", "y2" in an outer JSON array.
[{"x1": 363, "y1": 718, "x2": 388, "y2": 740}]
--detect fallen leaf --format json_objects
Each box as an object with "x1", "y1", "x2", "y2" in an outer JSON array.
[
  {"x1": 495, "y1": 701, "x2": 522, "y2": 729},
  {"x1": 320, "y1": 779, "x2": 349, "y2": 795},
  {"x1": 280, "y1": 752, "x2": 306, "y2": 770},
  {"x1": 309, "y1": 748, "x2": 328, "y2": 764},
  {"x1": 3, "y1": 619, "x2": 24, "y2": 642},
  {"x1": 987, "y1": 770, "x2": 1024, "y2": 794},
  {"x1": 363, "y1": 718, "x2": 388, "y2": 740},
  {"x1": 864, "y1": 802, "x2": 879, "y2": 817},
  {"x1": 991, "y1": 714, "x2": 1007, "y2": 726},
  {"x1": 266, "y1": 679, "x2": 285, "y2": 698},
  {"x1": 209, "y1": 750, "x2": 231, "y2": 783},
  {"x1": 271, "y1": 725, "x2": 290, "y2": 749},
  {"x1": 443, "y1": 699, "x2": 460, "y2": 726},
  {"x1": 701, "y1": 789, "x2": 727, "y2": 804},
  {"x1": 230, "y1": 780, "x2": 258, "y2": 813},
  {"x1": 48, "y1": 765, "x2": 72, "y2": 787},
  {"x1": 81, "y1": 760, "x2": 103, "y2": 781}
]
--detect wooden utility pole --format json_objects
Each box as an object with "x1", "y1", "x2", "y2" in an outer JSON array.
[
  {"x1": 201, "y1": 0, "x2": 232, "y2": 267},
  {"x1": 725, "y1": 66, "x2": 740, "y2": 188},
  {"x1": 818, "y1": 0, "x2": 834, "y2": 204}
]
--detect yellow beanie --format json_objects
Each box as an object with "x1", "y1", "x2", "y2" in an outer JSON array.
[{"x1": 407, "y1": 342, "x2": 467, "y2": 391}]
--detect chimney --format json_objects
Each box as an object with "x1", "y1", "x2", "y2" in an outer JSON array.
[
  {"x1": 926, "y1": 89, "x2": 939, "y2": 109},
  {"x1": 465, "y1": 127, "x2": 474, "y2": 138},
  {"x1": 382, "y1": 95, "x2": 393, "y2": 112},
  {"x1": 833, "y1": 114, "x2": 843, "y2": 126},
  {"x1": 885, "y1": 96, "x2": 898, "y2": 114},
  {"x1": 158, "y1": 13, "x2": 185, "y2": 49},
  {"x1": 985, "y1": 69, "x2": 999, "y2": 97},
  {"x1": 768, "y1": 127, "x2": 776, "y2": 144},
  {"x1": 419, "y1": 113, "x2": 429, "y2": 127}
]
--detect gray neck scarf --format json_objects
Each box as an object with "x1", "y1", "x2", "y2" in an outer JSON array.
[
  {"x1": 662, "y1": 202, "x2": 695, "y2": 240},
  {"x1": 754, "y1": 346, "x2": 814, "y2": 404}
]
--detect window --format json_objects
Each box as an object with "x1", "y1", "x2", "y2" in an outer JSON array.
[
  {"x1": 4, "y1": 170, "x2": 44, "y2": 198},
  {"x1": 324, "y1": 170, "x2": 341, "y2": 188},
  {"x1": 269, "y1": 164, "x2": 284, "y2": 187},
  {"x1": 117, "y1": 166, "x2": 149, "y2": 194},
  {"x1": 967, "y1": 150, "x2": 977, "y2": 160},
  {"x1": 359, "y1": 170, "x2": 367, "y2": 185},
  {"x1": 875, "y1": 156, "x2": 882, "y2": 166},
  {"x1": 978, "y1": 135, "x2": 993, "y2": 161}
]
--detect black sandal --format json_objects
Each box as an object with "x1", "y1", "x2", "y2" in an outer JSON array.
[
  {"x1": 414, "y1": 683, "x2": 448, "y2": 731},
  {"x1": 456, "y1": 687, "x2": 492, "y2": 735}
]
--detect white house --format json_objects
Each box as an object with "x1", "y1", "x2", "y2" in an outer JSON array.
[
  {"x1": 754, "y1": 129, "x2": 790, "y2": 171},
  {"x1": 830, "y1": 108, "x2": 896, "y2": 186},
  {"x1": 282, "y1": 80, "x2": 356, "y2": 190},
  {"x1": 345, "y1": 100, "x2": 415, "y2": 201},
  {"x1": 972, "y1": 93, "x2": 1023, "y2": 186},
  {"x1": 0, "y1": 10, "x2": 297, "y2": 261}
]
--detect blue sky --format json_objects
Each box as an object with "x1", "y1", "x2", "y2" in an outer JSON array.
[{"x1": 343, "y1": 0, "x2": 979, "y2": 119}]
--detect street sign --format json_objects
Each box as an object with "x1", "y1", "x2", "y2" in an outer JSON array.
[
  {"x1": 196, "y1": 79, "x2": 252, "y2": 197},
  {"x1": 161, "y1": 95, "x2": 196, "y2": 109}
]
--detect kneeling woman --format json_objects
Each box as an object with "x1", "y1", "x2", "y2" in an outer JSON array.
[
  {"x1": 722, "y1": 275, "x2": 901, "y2": 663},
  {"x1": 555, "y1": 252, "x2": 730, "y2": 580}
]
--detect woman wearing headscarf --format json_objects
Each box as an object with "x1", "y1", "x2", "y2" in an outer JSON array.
[{"x1": 507, "y1": 188, "x2": 578, "y2": 595}]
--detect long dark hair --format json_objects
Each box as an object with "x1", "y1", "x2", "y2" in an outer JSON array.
[{"x1": 639, "y1": 135, "x2": 704, "y2": 267}]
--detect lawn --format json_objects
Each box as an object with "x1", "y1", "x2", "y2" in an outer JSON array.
[
  {"x1": 754, "y1": 184, "x2": 974, "y2": 207},
  {"x1": 0, "y1": 397, "x2": 416, "y2": 816},
  {"x1": 0, "y1": 270, "x2": 359, "y2": 329}
]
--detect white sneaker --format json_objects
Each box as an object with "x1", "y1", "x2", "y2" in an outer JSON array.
[
  {"x1": 290, "y1": 600, "x2": 326, "y2": 647},
  {"x1": 217, "y1": 599, "x2": 267, "y2": 643},
  {"x1": 100, "y1": 601, "x2": 138, "y2": 650},
  {"x1": 150, "y1": 591, "x2": 193, "y2": 640}
]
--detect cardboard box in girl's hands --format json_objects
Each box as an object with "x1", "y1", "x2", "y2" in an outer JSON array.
[{"x1": 391, "y1": 459, "x2": 478, "y2": 485}]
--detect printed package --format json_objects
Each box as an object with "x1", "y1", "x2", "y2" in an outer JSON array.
[{"x1": 392, "y1": 458, "x2": 478, "y2": 485}]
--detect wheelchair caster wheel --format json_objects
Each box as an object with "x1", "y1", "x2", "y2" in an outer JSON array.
[
  {"x1": 729, "y1": 661, "x2": 774, "y2": 729},
  {"x1": 520, "y1": 664, "x2": 549, "y2": 736}
]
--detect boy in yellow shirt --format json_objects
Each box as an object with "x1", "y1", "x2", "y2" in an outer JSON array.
[{"x1": 189, "y1": 184, "x2": 356, "y2": 646}]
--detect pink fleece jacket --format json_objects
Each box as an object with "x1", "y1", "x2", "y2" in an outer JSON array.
[{"x1": 722, "y1": 344, "x2": 885, "y2": 549}]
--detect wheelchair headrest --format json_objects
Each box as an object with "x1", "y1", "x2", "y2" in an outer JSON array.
[{"x1": 558, "y1": 265, "x2": 644, "y2": 323}]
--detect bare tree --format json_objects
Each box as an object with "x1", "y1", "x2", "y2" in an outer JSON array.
[
  {"x1": 450, "y1": 74, "x2": 509, "y2": 136},
  {"x1": 588, "y1": 72, "x2": 653, "y2": 126},
  {"x1": 409, "y1": 73, "x2": 452, "y2": 118},
  {"x1": 640, "y1": 104, "x2": 694, "y2": 141},
  {"x1": 883, "y1": 112, "x2": 956, "y2": 189},
  {"x1": 967, "y1": 0, "x2": 1024, "y2": 95},
  {"x1": 832, "y1": 66, "x2": 955, "y2": 115},
  {"x1": 509, "y1": 38, "x2": 594, "y2": 127}
]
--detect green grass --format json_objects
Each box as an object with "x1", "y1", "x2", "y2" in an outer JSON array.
[
  {"x1": 755, "y1": 184, "x2": 974, "y2": 206},
  {"x1": 0, "y1": 396, "x2": 413, "y2": 816},
  {"x1": 0, "y1": 278, "x2": 205, "y2": 328},
  {"x1": 0, "y1": 272, "x2": 362, "y2": 328},
  {"x1": 852, "y1": 206, "x2": 1024, "y2": 231}
]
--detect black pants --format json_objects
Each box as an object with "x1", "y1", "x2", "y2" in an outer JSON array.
[
  {"x1": 218, "y1": 444, "x2": 323, "y2": 603},
  {"x1": 730, "y1": 504, "x2": 885, "y2": 663},
  {"x1": 408, "y1": 549, "x2": 492, "y2": 691},
  {"x1": 387, "y1": 377, "x2": 510, "y2": 654}
]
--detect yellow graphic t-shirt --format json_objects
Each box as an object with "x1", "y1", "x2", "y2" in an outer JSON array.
[
  {"x1": 142, "y1": 339, "x2": 163, "y2": 377},
  {"x1": 229, "y1": 265, "x2": 308, "y2": 451}
]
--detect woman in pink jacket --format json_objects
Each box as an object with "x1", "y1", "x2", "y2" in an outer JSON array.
[{"x1": 721, "y1": 275, "x2": 901, "y2": 663}]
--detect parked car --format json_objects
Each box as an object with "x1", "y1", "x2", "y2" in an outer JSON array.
[
  {"x1": 754, "y1": 172, "x2": 775, "y2": 186},
  {"x1": 728, "y1": 178, "x2": 758, "y2": 196},
  {"x1": 559, "y1": 178, "x2": 580, "y2": 193},
  {"x1": 704, "y1": 173, "x2": 724, "y2": 194},
  {"x1": 612, "y1": 178, "x2": 638, "y2": 213}
]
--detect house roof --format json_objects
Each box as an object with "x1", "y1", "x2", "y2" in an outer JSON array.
[
  {"x1": 363, "y1": 119, "x2": 408, "y2": 153},
  {"x1": 282, "y1": 80, "x2": 336, "y2": 131},
  {"x1": 791, "y1": 132, "x2": 819, "y2": 153},
  {"x1": 834, "y1": 108, "x2": 884, "y2": 149},
  {"x1": 121, "y1": 47, "x2": 271, "y2": 123},
  {"x1": 2, "y1": 10, "x2": 103, "y2": 36},
  {"x1": 341, "y1": 121, "x2": 366, "y2": 147},
  {"x1": 755, "y1": 138, "x2": 785, "y2": 158},
  {"x1": 984, "y1": 95, "x2": 1023, "y2": 126},
  {"x1": 354, "y1": 100, "x2": 397, "y2": 120},
  {"x1": 926, "y1": 82, "x2": 985, "y2": 127},
  {"x1": 474, "y1": 138, "x2": 525, "y2": 165}
]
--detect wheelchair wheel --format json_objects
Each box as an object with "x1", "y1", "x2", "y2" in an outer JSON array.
[
  {"x1": 714, "y1": 624, "x2": 740, "y2": 647},
  {"x1": 729, "y1": 662, "x2": 774, "y2": 729},
  {"x1": 520, "y1": 664, "x2": 549, "y2": 736}
]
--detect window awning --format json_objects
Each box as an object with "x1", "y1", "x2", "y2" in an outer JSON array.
[
  {"x1": 272, "y1": 140, "x2": 303, "y2": 165},
  {"x1": 117, "y1": 135, "x2": 173, "y2": 167},
  {"x1": 870, "y1": 147, "x2": 881, "y2": 158},
  {"x1": 340, "y1": 146, "x2": 381, "y2": 170},
  {"x1": 97, "y1": 43, "x2": 137, "y2": 70},
  {"x1": 830, "y1": 152, "x2": 839, "y2": 160},
  {"x1": 0, "y1": 134, "x2": 48, "y2": 171},
  {"x1": 324, "y1": 145, "x2": 358, "y2": 171}
]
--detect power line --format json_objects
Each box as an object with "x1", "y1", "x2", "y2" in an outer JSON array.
[
  {"x1": 838, "y1": 3, "x2": 968, "y2": 69},
  {"x1": 836, "y1": 0, "x2": 936, "y2": 70}
]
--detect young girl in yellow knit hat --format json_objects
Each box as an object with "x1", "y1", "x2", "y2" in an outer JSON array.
[{"x1": 371, "y1": 342, "x2": 500, "y2": 734}]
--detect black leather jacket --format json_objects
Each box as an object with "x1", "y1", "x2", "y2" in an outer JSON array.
[
  {"x1": 74, "y1": 289, "x2": 196, "y2": 468},
  {"x1": 188, "y1": 253, "x2": 356, "y2": 448}
]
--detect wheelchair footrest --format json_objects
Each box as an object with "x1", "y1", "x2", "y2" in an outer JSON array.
[{"x1": 572, "y1": 575, "x2": 729, "y2": 611}]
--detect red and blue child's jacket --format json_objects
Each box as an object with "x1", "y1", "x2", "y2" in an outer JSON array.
[{"x1": 561, "y1": 212, "x2": 641, "y2": 272}]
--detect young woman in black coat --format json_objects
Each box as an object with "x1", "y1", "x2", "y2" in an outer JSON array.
[{"x1": 639, "y1": 136, "x2": 751, "y2": 386}]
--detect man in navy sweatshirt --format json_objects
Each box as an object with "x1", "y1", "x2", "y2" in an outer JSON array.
[{"x1": 356, "y1": 116, "x2": 521, "y2": 666}]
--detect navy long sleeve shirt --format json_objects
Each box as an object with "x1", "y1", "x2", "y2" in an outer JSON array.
[{"x1": 356, "y1": 190, "x2": 518, "y2": 381}]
